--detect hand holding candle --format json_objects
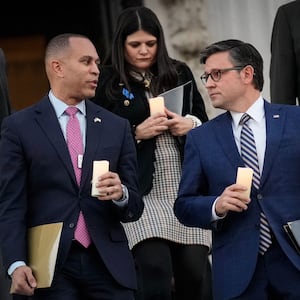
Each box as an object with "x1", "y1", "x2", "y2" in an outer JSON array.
[{"x1": 91, "y1": 160, "x2": 109, "y2": 197}]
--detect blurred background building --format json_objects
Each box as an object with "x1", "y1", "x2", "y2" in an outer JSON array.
[
  {"x1": 0, "y1": 0, "x2": 141, "y2": 112},
  {"x1": 0, "y1": 0, "x2": 292, "y2": 117}
]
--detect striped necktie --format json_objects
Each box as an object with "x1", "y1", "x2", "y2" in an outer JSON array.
[
  {"x1": 240, "y1": 113, "x2": 272, "y2": 255},
  {"x1": 66, "y1": 107, "x2": 91, "y2": 248}
]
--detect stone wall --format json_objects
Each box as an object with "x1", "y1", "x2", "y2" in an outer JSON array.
[
  {"x1": 144, "y1": 0, "x2": 291, "y2": 119},
  {"x1": 145, "y1": 0, "x2": 217, "y2": 118}
]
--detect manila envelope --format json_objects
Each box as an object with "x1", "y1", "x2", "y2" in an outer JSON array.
[{"x1": 10, "y1": 222, "x2": 63, "y2": 292}]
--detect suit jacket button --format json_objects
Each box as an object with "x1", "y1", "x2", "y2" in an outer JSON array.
[
  {"x1": 257, "y1": 194, "x2": 263, "y2": 200},
  {"x1": 69, "y1": 223, "x2": 75, "y2": 228}
]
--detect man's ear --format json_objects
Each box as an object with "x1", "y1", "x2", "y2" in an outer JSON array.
[
  {"x1": 51, "y1": 60, "x2": 64, "y2": 78},
  {"x1": 241, "y1": 65, "x2": 254, "y2": 84}
]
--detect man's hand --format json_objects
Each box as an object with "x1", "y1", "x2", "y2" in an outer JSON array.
[
  {"x1": 215, "y1": 183, "x2": 250, "y2": 216},
  {"x1": 10, "y1": 265, "x2": 37, "y2": 296},
  {"x1": 96, "y1": 171, "x2": 123, "y2": 201}
]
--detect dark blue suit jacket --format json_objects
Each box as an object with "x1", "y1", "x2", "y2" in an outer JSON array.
[
  {"x1": 0, "y1": 96, "x2": 144, "y2": 289},
  {"x1": 175, "y1": 100, "x2": 300, "y2": 299}
]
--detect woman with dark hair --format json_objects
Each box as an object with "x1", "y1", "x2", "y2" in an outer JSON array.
[{"x1": 93, "y1": 6, "x2": 212, "y2": 300}]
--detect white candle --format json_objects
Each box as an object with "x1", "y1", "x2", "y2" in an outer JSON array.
[
  {"x1": 148, "y1": 96, "x2": 165, "y2": 115},
  {"x1": 236, "y1": 167, "x2": 253, "y2": 198},
  {"x1": 91, "y1": 160, "x2": 109, "y2": 197}
]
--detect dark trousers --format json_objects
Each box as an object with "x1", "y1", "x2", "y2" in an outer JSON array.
[
  {"x1": 29, "y1": 241, "x2": 134, "y2": 300},
  {"x1": 132, "y1": 238, "x2": 213, "y2": 300},
  {"x1": 231, "y1": 239, "x2": 300, "y2": 300}
]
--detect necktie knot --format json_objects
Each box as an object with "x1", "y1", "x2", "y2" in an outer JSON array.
[
  {"x1": 65, "y1": 106, "x2": 78, "y2": 117},
  {"x1": 239, "y1": 113, "x2": 251, "y2": 125}
]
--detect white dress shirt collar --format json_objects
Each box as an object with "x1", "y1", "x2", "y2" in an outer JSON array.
[
  {"x1": 230, "y1": 96, "x2": 264, "y2": 130},
  {"x1": 48, "y1": 90, "x2": 86, "y2": 118}
]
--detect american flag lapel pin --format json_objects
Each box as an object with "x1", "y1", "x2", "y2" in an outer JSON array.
[{"x1": 94, "y1": 117, "x2": 101, "y2": 123}]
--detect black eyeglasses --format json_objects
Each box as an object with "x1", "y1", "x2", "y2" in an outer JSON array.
[{"x1": 200, "y1": 66, "x2": 245, "y2": 85}]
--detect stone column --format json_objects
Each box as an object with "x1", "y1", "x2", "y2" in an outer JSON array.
[{"x1": 145, "y1": 0, "x2": 217, "y2": 118}]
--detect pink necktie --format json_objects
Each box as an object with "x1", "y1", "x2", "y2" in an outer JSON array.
[{"x1": 65, "y1": 107, "x2": 91, "y2": 248}]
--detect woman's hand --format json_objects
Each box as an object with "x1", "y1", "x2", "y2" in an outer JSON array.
[
  {"x1": 135, "y1": 112, "x2": 168, "y2": 140},
  {"x1": 165, "y1": 108, "x2": 194, "y2": 136}
]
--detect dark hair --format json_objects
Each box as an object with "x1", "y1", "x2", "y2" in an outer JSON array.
[
  {"x1": 200, "y1": 39, "x2": 264, "y2": 91},
  {"x1": 107, "y1": 6, "x2": 178, "y2": 98}
]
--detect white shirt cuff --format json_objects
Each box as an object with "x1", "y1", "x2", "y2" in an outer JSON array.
[
  {"x1": 113, "y1": 184, "x2": 129, "y2": 207},
  {"x1": 8, "y1": 261, "x2": 26, "y2": 276}
]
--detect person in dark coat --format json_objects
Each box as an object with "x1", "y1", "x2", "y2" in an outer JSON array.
[{"x1": 270, "y1": 0, "x2": 300, "y2": 105}]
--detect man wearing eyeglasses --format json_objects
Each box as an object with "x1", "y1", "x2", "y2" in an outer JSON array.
[{"x1": 174, "y1": 39, "x2": 300, "y2": 300}]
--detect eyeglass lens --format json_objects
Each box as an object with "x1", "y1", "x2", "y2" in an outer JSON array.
[{"x1": 200, "y1": 67, "x2": 244, "y2": 84}]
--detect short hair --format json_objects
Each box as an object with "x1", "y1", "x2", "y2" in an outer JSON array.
[
  {"x1": 200, "y1": 39, "x2": 264, "y2": 91},
  {"x1": 45, "y1": 33, "x2": 89, "y2": 62}
]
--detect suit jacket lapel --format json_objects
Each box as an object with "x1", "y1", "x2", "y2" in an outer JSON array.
[
  {"x1": 34, "y1": 97, "x2": 77, "y2": 185},
  {"x1": 80, "y1": 101, "x2": 103, "y2": 187},
  {"x1": 214, "y1": 111, "x2": 244, "y2": 169},
  {"x1": 213, "y1": 103, "x2": 285, "y2": 190},
  {"x1": 260, "y1": 101, "x2": 285, "y2": 187}
]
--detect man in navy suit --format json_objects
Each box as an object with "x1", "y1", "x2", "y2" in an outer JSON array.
[
  {"x1": 174, "y1": 39, "x2": 300, "y2": 299},
  {"x1": 0, "y1": 33, "x2": 143, "y2": 300}
]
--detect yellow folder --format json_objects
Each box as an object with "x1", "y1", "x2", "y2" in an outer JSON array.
[
  {"x1": 28, "y1": 222, "x2": 63, "y2": 288},
  {"x1": 10, "y1": 222, "x2": 63, "y2": 292}
]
